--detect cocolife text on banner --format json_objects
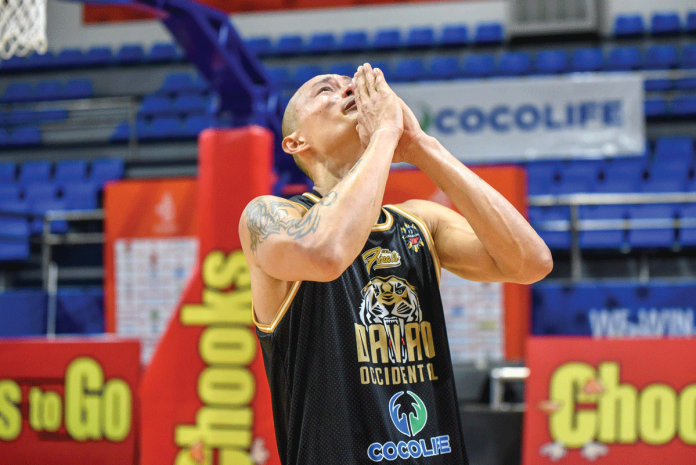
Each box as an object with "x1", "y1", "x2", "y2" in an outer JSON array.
[{"x1": 394, "y1": 73, "x2": 645, "y2": 162}]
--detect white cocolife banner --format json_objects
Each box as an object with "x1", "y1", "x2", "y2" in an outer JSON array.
[{"x1": 393, "y1": 73, "x2": 645, "y2": 162}]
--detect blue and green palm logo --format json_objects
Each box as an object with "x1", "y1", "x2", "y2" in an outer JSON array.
[
  {"x1": 417, "y1": 105, "x2": 432, "y2": 133},
  {"x1": 388, "y1": 391, "x2": 428, "y2": 437}
]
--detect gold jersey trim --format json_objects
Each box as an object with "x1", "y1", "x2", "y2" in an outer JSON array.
[
  {"x1": 253, "y1": 280, "x2": 303, "y2": 333},
  {"x1": 302, "y1": 192, "x2": 393, "y2": 232},
  {"x1": 384, "y1": 205, "x2": 441, "y2": 284}
]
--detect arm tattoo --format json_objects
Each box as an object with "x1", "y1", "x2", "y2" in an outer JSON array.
[
  {"x1": 246, "y1": 194, "x2": 338, "y2": 253},
  {"x1": 348, "y1": 159, "x2": 363, "y2": 174}
]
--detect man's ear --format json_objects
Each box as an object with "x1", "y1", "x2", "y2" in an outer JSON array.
[{"x1": 282, "y1": 132, "x2": 310, "y2": 155}]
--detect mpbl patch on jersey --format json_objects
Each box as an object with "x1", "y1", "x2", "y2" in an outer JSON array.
[{"x1": 401, "y1": 223, "x2": 423, "y2": 252}]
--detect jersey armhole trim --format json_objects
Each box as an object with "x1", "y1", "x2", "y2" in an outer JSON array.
[
  {"x1": 253, "y1": 280, "x2": 303, "y2": 333},
  {"x1": 384, "y1": 205, "x2": 441, "y2": 284}
]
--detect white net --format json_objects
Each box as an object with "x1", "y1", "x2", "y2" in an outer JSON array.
[{"x1": 0, "y1": 0, "x2": 47, "y2": 60}]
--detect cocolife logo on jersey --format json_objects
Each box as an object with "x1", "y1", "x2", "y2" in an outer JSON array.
[{"x1": 367, "y1": 390, "x2": 451, "y2": 462}]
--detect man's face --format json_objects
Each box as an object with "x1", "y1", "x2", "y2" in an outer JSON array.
[{"x1": 293, "y1": 74, "x2": 361, "y2": 161}]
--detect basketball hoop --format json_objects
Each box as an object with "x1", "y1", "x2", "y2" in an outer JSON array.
[{"x1": 0, "y1": 0, "x2": 48, "y2": 60}]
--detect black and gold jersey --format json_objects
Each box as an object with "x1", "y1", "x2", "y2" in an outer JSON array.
[{"x1": 255, "y1": 190, "x2": 469, "y2": 465}]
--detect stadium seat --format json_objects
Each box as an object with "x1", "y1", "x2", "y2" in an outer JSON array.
[
  {"x1": 606, "y1": 47, "x2": 642, "y2": 71},
  {"x1": 62, "y1": 182, "x2": 99, "y2": 210},
  {"x1": 328, "y1": 62, "x2": 357, "y2": 77},
  {"x1": 0, "y1": 128, "x2": 8, "y2": 145},
  {"x1": 84, "y1": 46, "x2": 113, "y2": 66},
  {"x1": 173, "y1": 95, "x2": 207, "y2": 116},
  {"x1": 54, "y1": 160, "x2": 87, "y2": 182},
  {"x1": 463, "y1": 54, "x2": 496, "y2": 78},
  {"x1": 0, "y1": 162, "x2": 15, "y2": 182},
  {"x1": 29, "y1": 198, "x2": 68, "y2": 234},
  {"x1": 56, "y1": 288, "x2": 105, "y2": 334},
  {"x1": 645, "y1": 45, "x2": 678, "y2": 69},
  {"x1": 148, "y1": 42, "x2": 179, "y2": 62},
  {"x1": 338, "y1": 31, "x2": 368, "y2": 52},
  {"x1": 650, "y1": 12, "x2": 681, "y2": 35},
  {"x1": 595, "y1": 158, "x2": 644, "y2": 193},
  {"x1": 645, "y1": 98, "x2": 668, "y2": 118},
  {"x1": 8, "y1": 126, "x2": 41, "y2": 146},
  {"x1": 578, "y1": 205, "x2": 627, "y2": 249},
  {"x1": 654, "y1": 136, "x2": 694, "y2": 163},
  {"x1": 535, "y1": 50, "x2": 568, "y2": 74},
  {"x1": 679, "y1": 204, "x2": 696, "y2": 245},
  {"x1": 2, "y1": 82, "x2": 33, "y2": 103},
  {"x1": 0, "y1": 291, "x2": 46, "y2": 333},
  {"x1": 90, "y1": 159, "x2": 124, "y2": 187},
  {"x1": 644, "y1": 79, "x2": 673, "y2": 92},
  {"x1": 139, "y1": 96, "x2": 171, "y2": 117},
  {"x1": 474, "y1": 22, "x2": 503, "y2": 44},
  {"x1": 676, "y1": 77, "x2": 696, "y2": 90},
  {"x1": 0, "y1": 184, "x2": 21, "y2": 202},
  {"x1": 266, "y1": 67, "x2": 293, "y2": 89},
  {"x1": 25, "y1": 51, "x2": 54, "y2": 68},
  {"x1": 368, "y1": 61, "x2": 392, "y2": 81},
  {"x1": 613, "y1": 14, "x2": 645, "y2": 37},
  {"x1": 40, "y1": 109, "x2": 69, "y2": 123},
  {"x1": 499, "y1": 52, "x2": 531, "y2": 76},
  {"x1": 54, "y1": 48, "x2": 84, "y2": 67},
  {"x1": 571, "y1": 48, "x2": 603, "y2": 72},
  {"x1": 63, "y1": 79, "x2": 93, "y2": 99},
  {"x1": 246, "y1": 37, "x2": 273, "y2": 57},
  {"x1": 372, "y1": 29, "x2": 402, "y2": 50},
  {"x1": 144, "y1": 117, "x2": 181, "y2": 139},
  {"x1": 0, "y1": 214, "x2": 30, "y2": 239},
  {"x1": 275, "y1": 35, "x2": 304, "y2": 55},
  {"x1": 688, "y1": 12, "x2": 696, "y2": 34},
  {"x1": 295, "y1": 66, "x2": 323, "y2": 87},
  {"x1": 0, "y1": 237, "x2": 30, "y2": 261},
  {"x1": 429, "y1": 56, "x2": 461, "y2": 80},
  {"x1": 110, "y1": 121, "x2": 134, "y2": 142},
  {"x1": 116, "y1": 44, "x2": 145, "y2": 63},
  {"x1": 159, "y1": 73, "x2": 196, "y2": 95},
  {"x1": 34, "y1": 80, "x2": 62, "y2": 101},
  {"x1": 183, "y1": 115, "x2": 218, "y2": 137},
  {"x1": 394, "y1": 59, "x2": 427, "y2": 82},
  {"x1": 406, "y1": 27, "x2": 435, "y2": 48},
  {"x1": 681, "y1": 45, "x2": 696, "y2": 68},
  {"x1": 307, "y1": 33, "x2": 336, "y2": 54},
  {"x1": 672, "y1": 97, "x2": 696, "y2": 116},
  {"x1": 529, "y1": 205, "x2": 571, "y2": 249},
  {"x1": 527, "y1": 161, "x2": 563, "y2": 195},
  {"x1": 627, "y1": 204, "x2": 676, "y2": 248},
  {"x1": 24, "y1": 182, "x2": 57, "y2": 203},
  {"x1": 19, "y1": 161, "x2": 51, "y2": 184},
  {"x1": 440, "y1": 24, "x2": 468, "y2": 47},
  {"x1": 0, "y1": 55, "x2": 26, "y2": 71}
]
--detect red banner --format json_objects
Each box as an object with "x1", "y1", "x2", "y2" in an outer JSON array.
[
  {"x1": 0, "y1": 338, "x2": 140, "y2": 464},
  {"x1": 139, "y1": 126, "x2": 278, "y2": 465},
  {"x1": 523, "y1": 337, "x2": 696, "y2": 464}
]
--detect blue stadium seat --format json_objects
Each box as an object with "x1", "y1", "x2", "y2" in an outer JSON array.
[
  {"x1": 54, "y1": 48, "x2": 84, "y2": 67},
  {"x1": 34, "y1": 80, "x2": 62, "y2": 101},
  {"x1": 529, "y1": 205, "x2": 571, "y2": 249},
  {"x1": 116, "y1": 44, "x2": 145, "y2": 63},
  {"x1": 0, "y1": 55, "x2": 26, "y2": 71},
  {"x1": 0, "y1": 162, "x2": 15, "y2": 182},
  {"x1": 294, "y1": 65, "x2": 323, "y2": 87},
  {"x1": 429, "y1": 56, "x2": 460, "y2": 80},
  {"x1": 159, "y1": 73, "x2": 195, "y2": 95},
  {"x1": 595, "y1": 158, "x2": 644, "y2": 193},
  {"x1": 681, "y1": 45, "x2": 696, "y2": 68},
  {"x1": 563, "y1": 160, "x2": 602, "y2": 185},
  {"x1": 676, "y1": 77, "x2": 696, "y2": 90},
  {"x1": 339, "y1": 31, "x2": 368, "y2": 52},
  {"x1": 571, "y1": 48, "x2": 603, "y2": 72},
  {"x1": 328, "y1": 62, "x2": 357, "y2": 77},
  {"x1": 8, "y1": 126, "x2": 41, "y2": 146},
  {"x1": 0, "y1": 291, "x2": 46, "y2": 333},
  {"x1": 406, "y1": 27, "x2": 435, "y2": 48},
  {"x1": 139, "y1": 96, "x2": 171, "y2": 117},
  {"x1": 644, "y1": 79, "x2": 673, "y2": 92},
  {"x1": 645, "y1": 45, "x2": 678, "y2": 69},
  {"x1": 474, "y1": 22, "x2": 503, "y2": 44},
  {"x1": 394, "y1": 59, "x2": 427, "y2": 82},
  {"x1": 55, "y1": 160, "x2": 87, "y2": 182},
  {"x1": 40, "y1": 109, "x2": 69, "y2": 123},
  {"x1": 56, "y1": 288, "x2": 104, "y2": 334},
  {"x1": 110, "y1": 121, "x2": 136, "y2": 142},
  {"x1": 173, "y1": 95, "x2": 207, "y2": 116},
  {"x1": 654, "y1": 136, "x2": 694, "y2": 162},
  {"x1": 688, "y1": 12, "x2": 696, "y2": 34},
  {"x1": 29, "y1": 198, "x2": 68, "y2": 234},
  {"x1": 679, "y1": 204, "x2": 696, "y2": 245},
  {"x1": 606, "y1": 47, "x2": 642, "y2": 71},
  {"x1": 368, "y1": 61, "x2": 392, "y2": 81},
  {"x1": 84, "y1": 46, "x2": 113, "y2": 66},
  {"x1": 276, "y1": 35, "x2": 304, "y2": 55},
  {"x1": 0, "y1": 214, "x2": 30, "y2": 239},
  {"x1": 613, "y1": 14, "x2": 645, "y2": 37},
  {"x1": 307, "y1": 33, "x2": 336, "y2": 54},
  {"x1": 463, "y1": 54, "x2": 496, "y2": 78},
  {"x1": 62, "y1": 182, "x2": 99, "y2": 210},
  {"x1": 148, "y1": 42, "x2": 179, "y2": 62},
  {"x1": 63, "y1": 79, "x2": 93, "y2": 99},
  {"x1": 650, "y1": 158, "x2": 691, "y2": 183},
  {"x1": 645, "y1": 98, "x2": 668, "y2": 118},
  {"x1": 0, "y1": 128, "x2": 8, "y2": 145},
  {"x1": 372, "y1": 29, "x2": 402, "y2": 50},
  {"x1": 25, "y1": 51, "x2": 54, "y2": 68},
  {"x1": 24, "y1": 182, "x2": 57, "y2": 203},
  {"x1": 2, "y1": 83, "x2": 33, "y2": 103},
  {"x1": 90, "y1": 159, "x2": 124, "y2": 187},
  {"x1": 183, "y1": 115, "x2": 217, "y2": 137},
  {"x1": 535, "y1": 50, "x2": 568, "y2": 74},
  {"x1": 499, "y1": 52, "x2": 531, "y2": 76},
  {"x1": 440, "y1": 24, "x2": 467, "y2": 47},
  {"x1": 527, "y1": 161, "x2": 563, "y2": 195},
  {"x1": 19, "y1": 161, "x2": 51, "y2": 184},
  {"x1": 578, "y1": 205, "x2": 627, "y2": 249},
  {"x1": 672, "y1": 97, "x2": 696, "y2": 116},
  {"x1": 628, "y1": 204, "x2": 676, "y2": 247},
  {"x1": 650, "y1": 12, "x2": 681, "y2": 35},
  {"x1": 266, "y1": 67, "x2": 293, "y2": 89},
  {"x1": 246, "y1": 37, "x2": 273, "y2": 57},
  {"x1": 0, "y1": 184, "x2": 21, "y2": 201},
  {"x1": 145, "y1": 117, "x2": 181, "y2": 139}
]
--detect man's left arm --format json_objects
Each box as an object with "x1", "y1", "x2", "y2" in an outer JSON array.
[{"x1": 396, "y1": 103, "x2": 553, "y2": 285}]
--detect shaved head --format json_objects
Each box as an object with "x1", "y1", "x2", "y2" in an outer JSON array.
[{"x1": 281, "y1": 90, "x2": 311, "y2": 178}]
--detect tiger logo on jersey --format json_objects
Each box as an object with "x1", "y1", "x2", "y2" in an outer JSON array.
[{"x1": 359, "y1": 276, "x2": 422, "y2": 363}]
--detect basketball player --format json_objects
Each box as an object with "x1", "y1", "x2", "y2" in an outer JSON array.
[{"x1": 239, "y1": 63, "x2": 552, "y2": 464}]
